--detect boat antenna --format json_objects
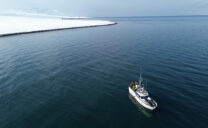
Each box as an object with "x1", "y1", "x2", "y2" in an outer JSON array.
[
  {"x1": 146, "y1": 80, "x2": 147, "y2": 90},
  {"x1": 139, "y1": 67, "x2": 142, "y2": 86}
]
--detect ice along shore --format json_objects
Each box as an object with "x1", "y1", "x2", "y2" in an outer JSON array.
[{"x1": 0, "y1": 16, "x2": 116, "y2": 37}]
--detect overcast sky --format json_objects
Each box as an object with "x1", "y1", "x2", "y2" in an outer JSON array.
[{"x1": 1, "y1": 0, "x2": 208, "y2": 17}]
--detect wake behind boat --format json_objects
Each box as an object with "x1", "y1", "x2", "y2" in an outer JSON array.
[{"x1": 129, "y1": 73, "x2": 158, "y2": 110}]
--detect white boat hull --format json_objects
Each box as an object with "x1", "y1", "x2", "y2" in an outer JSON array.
[{"x1": 129, "y1": 87, "x2": 157, "y2": 110}]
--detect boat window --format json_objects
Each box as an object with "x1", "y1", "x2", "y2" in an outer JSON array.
[{"x1": 141, "y1": 96, "x2": 148, "y2": 99}]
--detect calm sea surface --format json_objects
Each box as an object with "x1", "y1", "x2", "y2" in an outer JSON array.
[{"x1": 0, "y1": 16, "x2": 208, "y2": 128}]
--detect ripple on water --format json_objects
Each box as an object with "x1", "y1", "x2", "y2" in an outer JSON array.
[{"x1": 0, "y1": 17, "x2": 208, "y2": 128}]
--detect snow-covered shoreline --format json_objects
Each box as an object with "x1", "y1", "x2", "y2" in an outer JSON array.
[{"x1": 0, "y1": 16, "x2": 116, "y2": 37}]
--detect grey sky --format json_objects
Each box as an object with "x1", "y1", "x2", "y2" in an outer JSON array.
[{"x1": 0, "y1": 0, "x2": 208, "y2": 17}]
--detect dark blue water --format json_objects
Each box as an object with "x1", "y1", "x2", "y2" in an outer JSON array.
[{"x1": 0, "y1": 16, "x2": 208, "y2": 128}]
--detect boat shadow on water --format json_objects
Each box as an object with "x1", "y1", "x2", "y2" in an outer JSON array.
[{"x1": 128, "y1": 94, "x2": 156, "y2": 118}]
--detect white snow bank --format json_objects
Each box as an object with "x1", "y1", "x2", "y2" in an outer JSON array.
[{"x1": 0, "y1": 16, "x2": 116, "y2": 36}]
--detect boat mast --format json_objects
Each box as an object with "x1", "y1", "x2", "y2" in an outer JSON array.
[
  {"x1": 146, "y1": 80, "x2": 147, "y2": 90},
  {"x1": 139, "y1": 68, "x2": 142, "y2": 86}
]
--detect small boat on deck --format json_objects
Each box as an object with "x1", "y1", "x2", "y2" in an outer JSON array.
[{"x1": 129, "y1": 73, "x2": 158, "y2": 110}]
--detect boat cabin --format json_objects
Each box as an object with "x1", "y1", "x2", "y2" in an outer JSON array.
[{"x1": 136, "y1": 87, "x2": 149, "y2": 98}]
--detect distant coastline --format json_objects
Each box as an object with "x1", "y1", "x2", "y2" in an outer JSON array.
[
  {"x1": 0, "y1": 16, "x2": 116, "y2": 37},
  {"x1": 0, "y1": 22, "x2": 117, "y2": 37}
]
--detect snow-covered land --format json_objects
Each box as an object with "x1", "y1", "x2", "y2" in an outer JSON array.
[{"x1": 0, "y1": 16, "x2": 116, "y2": 36}]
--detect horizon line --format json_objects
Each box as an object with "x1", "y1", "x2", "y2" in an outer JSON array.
[{"x1": 95, "y1": 14, "x2": 208, "y2": 18}]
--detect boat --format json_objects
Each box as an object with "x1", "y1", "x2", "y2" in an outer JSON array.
[{"x1": 128, "y1": 73, "x2": 158, "y2": 110}]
